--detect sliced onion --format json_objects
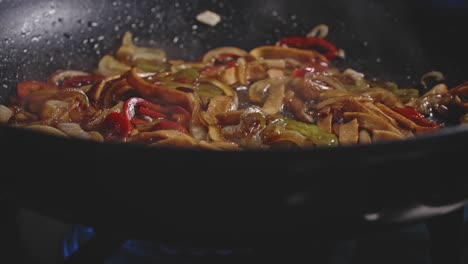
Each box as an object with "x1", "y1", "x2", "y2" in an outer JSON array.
[
  {"x1": 359, "y1": 130, "x2": 372, "y2": 144},
  {"x1": 307, "y1": 74, "x2": 346, "y2": 91},
  {"x1": 202, "y1": 47, "x2": 248, "y2": 63},
  {"x1": 343, "y1": 68, "x2": 365, "y2": 81},
  {"x1": 421, "y1": 71, "x2": 445, "y2": 89},
  {"x1": 221, "y1": 67, "x2": 238, "y2": 85},
  {"x1": 269, "y1": 130, "x2": 307, "y2": 147},
  {"x1": 450, "y1": 82, "x2": 468, "y2": 96},
  {"x1": 236, "y1": 57, "x2": 247, "y2": 85},
  {"x1": 0, "y1": 105, "x2": 13, "y2": 124},
  {"x1": 48, "y1": 70, "x2": 91, "y2": 86},
  {"x1": 102, "y1": 79, "x2": 133, "y2": 107},
  {"x1": 136, "y1": 130, "x2": 197, "y2": 145},
  {"x1": 21, "y1": 89, "x2": 58, "y2": 113},
  {"x1": 307, "y1": 24, "x2": 329, "y2": 38},
  {"x1": 208, "y1": 125, "x2": 225, "y2": 142},
  {"x1": 97, "y1": 55, "x2": 131, "y2": 77},
  {"x1": 116, "y1": 32, "x2": 166, "y2": 65},
  {"x1": 198, "y1": 141, "x2": 241, "y2": 151},
  {"x1": 170, "y1": 61, "x2": 211, "y2": 72},
  {"x1": 56, "y1": 88, "x2": 90, "y2": 108},
  {"x1": 57, "y1": 123, "x2": 104, "y2": 142},
  {"x1": 40, "y1": 100, "x2": 71, "y2": 120},
  {"x1": 24, "y1": 125, "x2": 68, "y2": 138},
  {"x1": 87, "y1": 76, "x2": 123, "y2": 103},
  {"x1": 205, "y1": 96, "x2": 235, "y2": 125},
  {"x1": 259, "y1": 59, "x2": 287, "y2": 69},
  {"x1": 199, "y1": 77, "x2": 235, "y2": 97},
  {"x1": 85, "y1": 101, "x2": 124, "y2": 129},
  {"x1": 250, "y1": 46, "x2": 328, "y2": 63},
  {"x1": 249, "y1": 78, "x2": 287, "y2": 103},
  {"x1": 126, "y1": 68, "x2": 194, "y2": 111},
  {"x1": 262, "y1": 83, "x2": 286, "y2": 115}
]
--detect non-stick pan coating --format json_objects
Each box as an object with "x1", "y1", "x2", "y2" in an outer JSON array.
[{"x1": 1, "y1": 0, "x2": 468, "y2": 246}]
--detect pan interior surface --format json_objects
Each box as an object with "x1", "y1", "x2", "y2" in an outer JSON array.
[{"x1": 0, "y1": 0, "x2": 467, "y2": 103}]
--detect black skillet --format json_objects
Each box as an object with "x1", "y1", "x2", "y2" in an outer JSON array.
[{"x1": 1, "y1": 0, "x2": 468, "y2": 247}]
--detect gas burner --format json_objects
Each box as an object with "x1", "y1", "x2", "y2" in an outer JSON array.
[{"x1": 63, "y1": 225, "x2": 254, "y2": 263}]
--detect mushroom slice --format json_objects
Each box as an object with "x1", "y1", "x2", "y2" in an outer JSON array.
[
  {"x1": 216, "y1": 110, "x2": 243, "y2": 126},
  {"x1": 202, "y1": 47, "x2": 248, "y2": 63},
  {"x1": 362, "y1": 102, "x2": 400, "y2": 128},
  {"x1": 317, "y1": 95, "x2": 352, "y2": 110},
  {"x1": 375, "y1": 103, "x2": 441, "y2": 134},
  {"x1": 250, "y1": 46, "x2": 327, "y2": 63},
  {"x1": 338, "y1": 119, "x2": 359, "y2": 145},
  {"x1": 317, "y1": 114, "x2": 333, "y2": 133},
  {"x1": 288, "y1": 96, "x2": 314, "y2": 124},
  {"x1": 345, "y1": 99, "x2": 375, "y2": 115},
  {"x1": 372, "y1": 130, "x2": 406, "y2": 142},
  {"x1": 343, "y1": 112, "x2": 403, "y2": 136}
]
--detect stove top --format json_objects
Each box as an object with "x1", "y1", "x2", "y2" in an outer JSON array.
[{"x1": 8, "y1": 207, "x2": 468, "y2": 264}]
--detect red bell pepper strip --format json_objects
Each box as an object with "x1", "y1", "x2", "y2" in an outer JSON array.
[
  {"x1": 138, "y1": 107, "x2": 166, "y2": 119},
  {"x1": 277, "y1": 36, "x2": 338, "y2": 60},
  {"x1": 167, "y1": 105, "x2": 191, "y2": 128},
  {"x1": 152, "y1": 121, "x2": 189, "y2": 135},
  {"x1": 123, "y1": 97, "x2": 191, "y2": 127},
  {"x1": 16, "y1": 81, "x2": 58, "y2": 99},
  {"x1": 123, "y1": 98, "x2": 149, "y2": 120},
  {"x1": 392, "y1": 106, "x2": 438, "y2": 127},
  {"x1": 103, "y1": 112, "x2": 133, "y2": 138},
  {"x1": 292, "y1": 61, "x2": 330, "y2": 77},
  {"x1": 60, "y1": 75, "x2": 104, "y2": 89}
]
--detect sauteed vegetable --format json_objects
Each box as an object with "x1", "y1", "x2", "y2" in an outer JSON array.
[{"x1": 1, "y1": 29, "x2": 467, "y2": 150}]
